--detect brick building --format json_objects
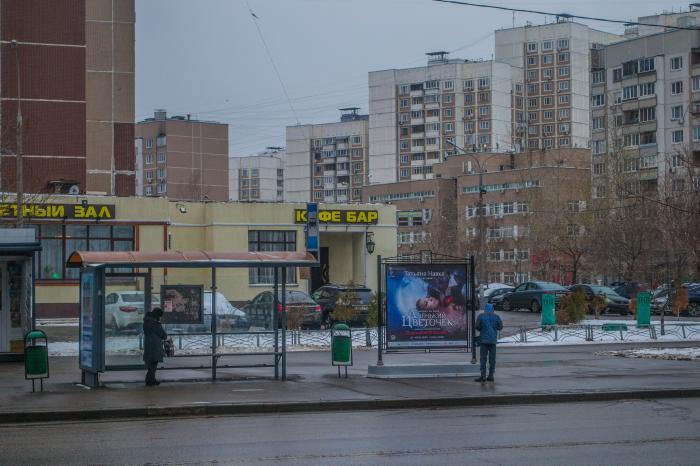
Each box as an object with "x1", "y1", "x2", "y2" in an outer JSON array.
[
  {"x1": 135, "y1": 110, "x2": 229, "y2": 201},
  {"x1": 0, "y1": 0, "x2": 135, "y2": 196}
]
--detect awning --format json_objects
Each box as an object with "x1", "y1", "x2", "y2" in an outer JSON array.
[
  {"x1": 0, "y1": 242, "x2": 41, "y2": 255},
  {"x1": 66, "y1": 250, "x2": 318, "y2": 269}
]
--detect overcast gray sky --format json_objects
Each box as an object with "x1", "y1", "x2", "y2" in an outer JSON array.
[{"x1": 135, "y1": 0, "x2": 689, "y2": 156}]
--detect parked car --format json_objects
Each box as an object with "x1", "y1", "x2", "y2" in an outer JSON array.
[
  {"x1": 651, "y1": 285, "x2": 700, "y2": 317},
  {"x1": 242, "y1": 290, "x2": 322, "y2": 329},
  {"x1": 203, "y1": 291, "x2": 249, "y2": 330},
  {"x1": 311, "y1": 284, "x2": 372, "y2": 327},
  {"x1": 479, "y1": 283, "x2": 513, "y2": 308},
  {"x1": 488, "y1": 287, "x2": 513, "y2": 311},
  {"x1": 105, "y1": 291, "x2": 160, "y2": 335},
  {"x1": 568, "y1": 284, "x2": 630, "y2": 315},
  {"x1": 501, "y1": 281, "x2": 569, "y2": 313},
  {"x1": 611, "y1": 282, "x2": 644, "y2": 300}
]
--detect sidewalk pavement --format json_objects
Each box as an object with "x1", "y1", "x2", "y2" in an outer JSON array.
[{"x1": 2, "y1": 341, "x2": 700, "y2": 423}]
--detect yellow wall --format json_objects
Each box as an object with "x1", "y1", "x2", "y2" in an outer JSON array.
[{"x1": 33, "y1": 197, "x2": 396, "y2": 310}]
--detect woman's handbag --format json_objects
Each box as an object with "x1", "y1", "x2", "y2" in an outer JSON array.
[{"x1": 163, "y1": 338, "x2": 175, "y2": 357}]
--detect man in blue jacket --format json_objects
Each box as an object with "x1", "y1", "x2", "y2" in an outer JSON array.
[{"x1": 475, "y1": 303, "x2": 503, "y2": 382}]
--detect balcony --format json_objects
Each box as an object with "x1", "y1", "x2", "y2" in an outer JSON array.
[
  {"x1": 425, "y1": 116, "x2": 440, "y2": 124},
  {"x1": 337, "y1": 169, "x2": 349, "y2": 176},
  {"x1": 410, "y1": 90, "x2": 424, "y2": 97},
  {"x1": 411, "y1": 145, "x2": 424, "y2": 153},
  {"x1": 336, "y1": 195, "x2": 348, "y2": 203},
  {"x1": 323, "y1": 170, "x2": 336, "y2": 176},
  {"x1": 411, "y1": 132, "x2": 424, "y2": 139},
  {"x1": 411, "y1": 159, "x2": 425, "y2": 166},
  {"x1": 411, "y1": 117, "x2": 425, "y2": 125},
  {"x1": 425, "y1": 102, "x2": 440, "y2": 110},
  {"x1": 638, "y1": 166, "x2": 658, "y2": 181},
  {"x1": 336, "y1": 143, "x2": 348, "y2": 150}
]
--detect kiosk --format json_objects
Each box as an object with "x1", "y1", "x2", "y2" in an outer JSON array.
[{"x1": 0, "y1": 229, "x2": 40, "y2": 361}]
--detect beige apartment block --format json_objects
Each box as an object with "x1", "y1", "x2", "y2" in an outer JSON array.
[{"x1": 136, "y1": 110, "x2": 229, "y2": 201}]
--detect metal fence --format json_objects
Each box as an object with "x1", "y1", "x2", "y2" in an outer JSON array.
[{"x1": 498, "y1": 323, "x2": 700, "y2": 343}]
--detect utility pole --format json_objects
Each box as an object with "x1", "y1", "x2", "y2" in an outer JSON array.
[
  {"x1": 12, "y1": 40, "x2": 24, "y2": 227},
  {"x1": 446, "y1": 141, "x2": 487, "y2": 288}
]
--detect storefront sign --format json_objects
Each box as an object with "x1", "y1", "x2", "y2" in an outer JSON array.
[
  {"x1": 0, "y1": 203, "x2": 116, "y2": 220},
  {"x1": 385, "y1": 264, "x2": 468, "y2": 348},
  {"x1": 294, "y1": 209, "x2": 378, "y2": 225}
]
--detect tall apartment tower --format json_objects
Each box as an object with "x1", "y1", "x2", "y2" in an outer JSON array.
[
  {"x1": 369, "y1": 53, "x2": 518, "y2": 185},
  {"x1": 230, "y1": 148, "x2": 286, "y2": 202},
  {"x1": 590, "y1": 27, "x2": 700, "y2": 201},
  {"x1": 286, "y1": 108, "x2": 369, "y2": 203},
  {"x1": 1, "y1": 0, "x2": 135, "y2": 196},
  {"x1": 495, "y1": 20, "x2": 621, "y2": 151},
  {"x1": 135, "y1": 110, "x2": 229, "y2": 201}
]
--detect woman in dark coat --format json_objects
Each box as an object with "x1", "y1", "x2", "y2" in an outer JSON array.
[{"x1": 143, "y1": 307, "x2": 167, "y2": 386}]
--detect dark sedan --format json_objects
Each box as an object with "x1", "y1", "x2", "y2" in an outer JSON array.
[
  {"x1": 487, "y1": 287, "x2": 513, "y2": 311},
  {"x1": 242, "y1": 290, "x2": 322, "y2": 329},
  {"x1": 501, "y1": 281, "x2": 569, "y2": 313},
  {"x1": 569, "y1": 284, "x2": 630, "y2": 315}
]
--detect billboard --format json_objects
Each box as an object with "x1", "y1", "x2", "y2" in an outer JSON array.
[
  {"x1": 385, "y1": 264, "x2": 468, "y2": 348},
  {"x1": 160, "y1": 285, "x2": 204, "y2": 325}
]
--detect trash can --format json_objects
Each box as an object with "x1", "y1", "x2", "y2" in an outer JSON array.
[
  {"x1": 24, "y1": 330, "x2": 49, "y2": 392},
  {"x1": 331, "y1": 323, "x2": 352, "y2": 378}
]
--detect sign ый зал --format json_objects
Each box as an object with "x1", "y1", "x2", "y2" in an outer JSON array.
[{"x1": 0, "y1": 203, "x2": 116, "y2": 220}]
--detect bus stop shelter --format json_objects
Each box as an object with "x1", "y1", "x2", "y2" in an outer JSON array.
[{"x1": 66, "y1": 250, "x2": 318, "y2": 387}]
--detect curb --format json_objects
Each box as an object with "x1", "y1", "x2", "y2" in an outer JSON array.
[{"x1": 3, "y1": 388, "x2": 700, "y2": 424}]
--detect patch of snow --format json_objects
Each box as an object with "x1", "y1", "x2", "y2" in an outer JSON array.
[
  {"x1": 37, "y1": 318, "x2": 79, "y2": 327},
  {"x1": 600, "y1": 347, "x2": 700, "y2": 361}
]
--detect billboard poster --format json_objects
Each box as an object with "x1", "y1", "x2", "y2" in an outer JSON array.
[
  {"x1": 386, "y1": 264, "x2": 468, "y2": 348},
  {"x1": 160, "y1": 285, "x2": 203, "y2": 324}
]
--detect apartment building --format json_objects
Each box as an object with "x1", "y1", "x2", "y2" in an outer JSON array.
[
  {"x1": 136, "y1": 110, "x2": 229, "y2": 201},
  {"x1": 590, "y1": 28, "x2": 700, "y2": 202},
  {"x1": 368, "y1": 53, "x2": 518, "y2": 185},
  {"x1": 1, "y1": 0, "x2": 135, "y2": 196},
  {"x1": 495, "y1": 20, "x2": 621, "y2": 151},
  {"x1": 453, "y1": 148, "x2": 591, "y2": 284},
  {"x1": 363, "y1": 178, "x2": 457, "y2": 256},
  {"x1": 286, "y1": 108, "x2": 369, "y2": 203},
  {"x1": 230, "y1": 148, "x2": 286, "y2": 202},
  {"x1": 636, "y1": 8, "x2": 700, "y2": 36}
]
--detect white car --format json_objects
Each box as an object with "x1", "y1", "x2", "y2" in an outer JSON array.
[
  {"x1": 105, "y1": 291, "x2": 160, "y2": 335},
  {"x1": 203, "y1": 291, "x2": 249, "y2": 329}
]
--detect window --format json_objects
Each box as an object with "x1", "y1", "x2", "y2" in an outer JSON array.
[
  {"x1": 557, "y1": 38, "x2": 569, "y2": 50},
  {"x1": 527, "y1": 56, "x2": 537, "y2": 66},
  {"x1": 400, "y1": 141, "x2": 409, "y2": 151},
  {"x1": 145, "y1": 138, "x2": 153, "y2": 149},
  {"x1": 37, "y1": 225, "x2": 135, "y2": 281},
  {"x1": 425, "y1": 80, "x2": 439, "y2": 90},
  {"x1": 528, "y1": 98, "x2": 538, "y2": 108},
  {"x1": 639, "y1": 82, "x2": 655, "y2": 97},
  {"x1": 145, "y1": 153, "x2": 152, "y2": 164},
  {"x1": 640, "y1": 131, "x2": 656, "y2": 145},
  {"x1": 672, "y1": 178, "x2": 685, "y2": 192},
  {"x1": 479, "y1": 121, "x2": 490, "y2": 130},
  {"x1": 479, "y1": 135, "x2": 490, "y2": 146},
  {"x1": 558, "y1": 95, "x2": 569, "y2": 105},
  {"x1": 558, "y1": 66, "x2": 569, "y2": 77},
  {"x1": 157, "y1": 151, "x2": 166, "y2": 163},
  {"x1": 592, "y1": 116, "x2": 604, "y2": 130},
  {"x1": 478, "y1": 106, "x2": 489, "y2": 117},
  {"x1": 542, "y1": 54, "x2": 553, "y2": 65},
  {"x1": 559, "y1": 137, "x2": 570, "y2": 146},
  {"x1": 542, "y1": 82, "x2": 553, "y2": 92},
  {"x1": 543, "y1": 96, "x2": 553, "y2": 106},
  {"x1": 670, "y1": 56, "x2": 683, "y2": 71},
  {"x1": 399, "y1": 84, "x2": 409, "y2": 95},
  {"x1": 444, "y1": 122, "x2": 454, "y2": 133},
  {"x1": 592, "y1": 140, "x2": 606, "y2": 154},
  {"x1": 672, "y1": 130, "x2": 684, "y2": 144},
  {"x1": 527, "y1": 42, "x2": 537, "y2": 52},
  {"x1": 528, "y1": 111, "x2": 537, "y2": 121},
  {"x1": 478, "y1": 77, "x2": 490, "y2": 89},
  {"x1": 558, "y1": 108, "x2": 570, "y2": 119},
  {"x1": 612, "y1": 68, "x2": 622, "y2": 82},
  {"x1": 145, "y1": 186, "x2": 153, "y2": 195},
  {"x1": 400, "y1": 168, "x2": 409, "y2": 178},
  {"x1": 639, "y1": 107, "x2": 655, "y2": 122},
  {"x1": 443, "y1": 80, "x2": 453, "y2": 90},
  {"x1": 425, "y1": 94, "x2": 439, "y2": 104},
  {"x1": 558, "y1": 52, "x2": 569, "y2": 63},
  {"x1": 543, "y1": 124, "x2": 554, "y2": 135},
  {"x1": 622, "y1": 85, "x2": 637, "y2": 100},
  {"x1": 640, "y1": 154, "x2": 657, "y2": 168},
  {"x1": 559, "y1": 123, "x2": 570, "y2": 133},
  {"x1": 592, "y1": 70, "x2": 604, "y2": 84},
  {"x1": 558, "y1": 80, "x2": 569, "y2": 91},
  {"x1": 694, "y1": 127, "x2": 700, "y2": 141},
  {"x1": 623, "y1": 158, "x2": 639, "y2": 173},
  {"x1": 639, "y1": 57, "x2": 654, "y2": 73},
  {"x1": 671, "y1": 154, "x2": 683, "y2": 168},
  {"x1": 593, "y1": 162, "x2": 605, "y2": 175},
  {"x1": 157, "y1": 167, "x2": 166, "y2": 178},
  {"x1": 443, "y1": 108, "x2": 454, "y2": 117},
  {"x1": 527, "y1": 70, "x2": 537, "y2": 81},
  {"x1": 624, "y1": 133, "x2": 640, "y2": 147},
  {"x1": 594, "y1": 185, "x2": 606, "y2": 198},
  {"x1": 443, "y1": 94, "x2": 453, "y2": 104},
  {"x1": 464, "y1": 94, "x2": 473, "y2": 105},
  {"x1": 694, "y1": 76, "x2": 700, "y2": 92},
  {"x1": 543, "y1": 110, "x2": 553, "y2": 120},
  {"x1": 351, "y1": 135, "x2": 362, "y2": 145},
  {"x1": 671, "y1": 105, "x2": 683, "y2": 121},
  {"x1": 528, "y1": 125, "x2": 538, "y2": 136},
  {"x1": 248, "y1": 231, "x2": 297, "y2": 285},
  {"x1": 591, "y1": 94, "x2": 605, "y2": 107},
  {"x1": 671, "y1": 81, "x2": 683, "y2": 95}
]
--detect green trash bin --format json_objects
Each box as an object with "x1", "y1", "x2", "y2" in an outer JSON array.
[
  {"x1": 331, "y1": 323, "x2": 352, "y2": 378},
  {"x1": 24, "y1": 330, "x2": 49, "y2": 392}
]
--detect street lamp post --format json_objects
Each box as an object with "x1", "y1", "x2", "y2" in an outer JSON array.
[
  {"x1": 11, "y1": 39, "x2": 24, "y2": 228},
  {"x1": 446, "y1": 141, "x2": 487, "y2": 290}
]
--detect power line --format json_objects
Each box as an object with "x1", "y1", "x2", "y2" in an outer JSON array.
[
  {"x1": 432, "y1": 0, "x2": 700, "y2": 31},
  {"x1": 244, "y1": 0, "x2": 301, "y2": 125}
]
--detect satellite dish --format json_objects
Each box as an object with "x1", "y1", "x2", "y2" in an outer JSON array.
[{"x1": 68, "y1": 185, "x2": 80, "y2": 195}]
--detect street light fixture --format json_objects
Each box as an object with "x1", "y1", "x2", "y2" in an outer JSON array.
[
  {"x1": 365, "y1": 232, "x2": 376, "y2": 255},
  {"x1": 445, "y1": 140, "x2": 487, "y2": 288}
]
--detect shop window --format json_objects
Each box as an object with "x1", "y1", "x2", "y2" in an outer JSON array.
[
  {"x1": 36, "y1": 224, "x2": 135, "y2": 281},
  {"x1": 248, "y1": 231, "x2": 297, "y2": 285}
]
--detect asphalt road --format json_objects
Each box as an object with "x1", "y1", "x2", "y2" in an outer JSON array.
[{"x1": 2, "y1": 398, "x2": 700, "y2": 465}]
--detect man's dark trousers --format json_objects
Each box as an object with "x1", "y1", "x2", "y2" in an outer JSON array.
[{"x1": 479, "y1": 343, "x2": 496, "y2": 378}]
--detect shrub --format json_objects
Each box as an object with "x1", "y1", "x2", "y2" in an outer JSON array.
[
  {"x1": 673, "y1": 285, "x2": 689, "y2": 317},
  {"x1": 330, "y1": 282, "x2": 361, "y2": 324},
  {"x1": 591, "y1": 293, "x2": 607, "y2": 320},
  {"x1": 365, "y1": 291, "x2": 379, "y2": 328},
  {"x1": 557, "y1": 289, "x2": 587, "y2": 325}
]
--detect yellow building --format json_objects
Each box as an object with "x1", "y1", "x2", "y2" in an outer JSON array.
[{"x1": 0, "y1": 196, "x2": 396, "y2": 319}]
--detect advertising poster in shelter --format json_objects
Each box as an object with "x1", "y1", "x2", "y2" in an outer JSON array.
[
  {"x1": 160, "y1": 285, "x2": 203, "y2": 324},
  {"x1": 386, "y1": 264, "x2": 468, "y2": 348}
]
